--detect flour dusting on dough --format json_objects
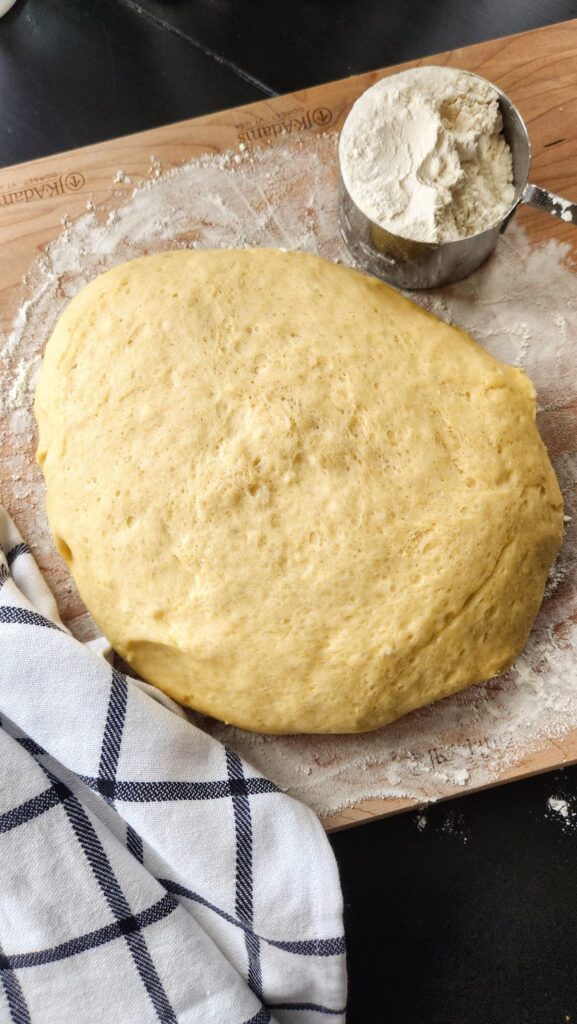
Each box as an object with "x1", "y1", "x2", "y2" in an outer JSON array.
[{"x1": 2, "y1": 133, "x2": 577, "y2": 817}]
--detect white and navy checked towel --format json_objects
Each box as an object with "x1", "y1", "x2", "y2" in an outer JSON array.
[{"x1": 0, "y1": 507, "x2": 346, "y2": 1023}]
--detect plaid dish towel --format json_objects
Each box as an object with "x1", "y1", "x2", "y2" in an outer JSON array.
[{"x1": 0, "y1": 507, "x2": 346, "y2": 1023}]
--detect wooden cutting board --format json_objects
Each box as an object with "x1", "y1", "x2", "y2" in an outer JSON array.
[{"x1": 2, "y1": 19, "x2": 577, "y2": 832}]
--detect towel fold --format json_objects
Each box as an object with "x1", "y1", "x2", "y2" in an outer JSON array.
[{"x1": 0, "y1": 507, "x2": 346, "y2": 1023}]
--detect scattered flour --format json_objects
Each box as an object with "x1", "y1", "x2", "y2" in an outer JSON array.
[
  {"x1": 440, "y1": 809, "x2": 469, "y2": 843},
  {"x1": 148, "y1": 155, "x2": 162, "y2": 180},
  {"x1": 546, "y1": 794, "x2": 577, "y2": 830},
  {"x1": 2, "y1": 132, "x2": 577, "y2": 819},
  {"x1": 113, "y1": 169, "x2": 132, "y2": 184},
  {"x1": 548, "y1": 796, "x2": 569, "y2": 819}
]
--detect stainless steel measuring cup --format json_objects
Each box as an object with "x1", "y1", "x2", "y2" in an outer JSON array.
[{"x1": 338, "y1": 71, "x2": 577, "y2": 290}]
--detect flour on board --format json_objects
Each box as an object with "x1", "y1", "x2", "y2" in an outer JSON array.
[{"x1": 2, "y1": 132, "x2": 577, "y2": 818}]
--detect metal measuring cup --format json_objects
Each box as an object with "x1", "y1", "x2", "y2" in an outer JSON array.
[{"x1": 338, "y1": 71, "x2": 577, "y2": 290}]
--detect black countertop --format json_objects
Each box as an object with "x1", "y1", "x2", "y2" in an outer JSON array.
[{"x1": 2, "y1": 2, "x2": 577, "y2": 1021}]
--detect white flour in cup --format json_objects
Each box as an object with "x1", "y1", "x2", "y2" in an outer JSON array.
[{"x1": 339, "y1": 66, "x2": 515, "y2": 243}]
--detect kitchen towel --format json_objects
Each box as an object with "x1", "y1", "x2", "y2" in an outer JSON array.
[
  {"x1": 0, "y1": 1, "x2": 18, "y2": 19},
  {"x1": 0, "y1": 506, "x2": 346, "y2": 1023}
]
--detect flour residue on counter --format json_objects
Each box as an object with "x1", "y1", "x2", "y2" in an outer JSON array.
[{"x1": 2, "y1": 132, "x2": 577, "y2": 817}]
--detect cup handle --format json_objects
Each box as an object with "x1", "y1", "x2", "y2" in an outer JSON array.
[{"x1": 521, "y1": 183, "x2": 577, "y2": 225}]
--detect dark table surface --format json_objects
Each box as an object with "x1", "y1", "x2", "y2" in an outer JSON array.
[{"x1": 2, "y1": 2, "x2": 577, "y2": 1021}]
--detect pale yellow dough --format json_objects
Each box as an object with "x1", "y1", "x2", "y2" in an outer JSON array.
[{"x1": 35, "y1": 249, "x2": 563, "y2": 733}]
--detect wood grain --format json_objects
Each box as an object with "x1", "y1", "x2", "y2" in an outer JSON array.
[{"x1": 2, "y1": 20, "x2": 577, "y2": 832}]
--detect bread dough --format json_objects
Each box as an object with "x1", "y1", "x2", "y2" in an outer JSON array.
[{"x1": 35, "y1": 249, "x2": 563, "y2": 734}]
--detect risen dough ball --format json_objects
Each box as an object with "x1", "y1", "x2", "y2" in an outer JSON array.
[{"x1": 35, "y1": 249, "x2": 563, "y2": 733}]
